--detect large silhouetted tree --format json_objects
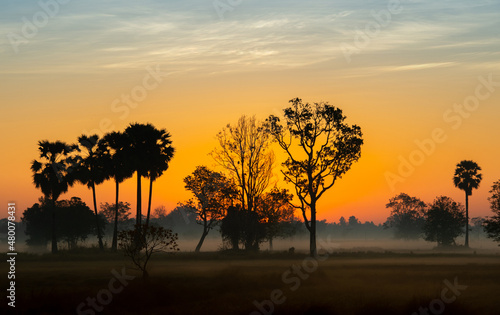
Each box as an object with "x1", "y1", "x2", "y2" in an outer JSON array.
[
  {"x1": 211, "y1": 115, "x2": 274, "y2": 213},
  {"x1": 31, "y1": 140, "x2": 76, "y2": 253},
  {"x1": 266, "y1": 98, "x2": 363, "y2": 256},
  {"x1": 99, "y1": 131, "x2": 134, "y2": 251},
  {"x1": 124, "y1": 123, "x2": 174, "y2": 233},
  {"x1": 484, "y1": 180, "x2": 500, "y2": 244},
  {"x1": 72, "y1": 135, "x2": 107, "y2": 250},
  {"x1": 424, "y1": 196, "x2": 466, "y2": 247},
  {"x1": 184, "y1": 166, "x2": 238, "y2": 252},
  {"x1": 384, "y1": 193, "x2": 427, "y2": 240},
  {"x1": 145, "y1": 128, "x2": 174, "y2": 228},
  {"x1": 453, "y1": 160, "x2": 482, "y2": 248}
]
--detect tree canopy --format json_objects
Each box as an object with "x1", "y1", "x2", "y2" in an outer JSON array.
[
  {"x1": 266, "y1": 98, "x2": 363, "y2": 256},
  {"x1": 384, "y1": 193, "x2": 427, "y2": 240},
  {"x1": 423, "y1": 196, "x2": 466, "y2": 247},
  {"x1": 484, "y1": 180, "x2": 500, "y2": 244}
]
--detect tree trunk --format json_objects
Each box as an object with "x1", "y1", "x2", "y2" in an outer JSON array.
[
  {"x1": 310, "y1": 203, "x2": 317, "y2": 257},
  {"x1": 145, "y1": 178, "x2": 153, "y2": 228},
  {"x1": 51, "y1": 198, "x2": 58, "y2": 254},
  {"x1": 136, "y1": 171, "x2": 142, "y2": 227},
  {"x1": 92, "y1": 182, "x2": 104, "y2": 250},
  {"x1": 269, "y1": 237, "x2": 273, "y2": 251},
  {"x1": 112, "y1": 180, "x2": 119, "y2": 251},
  {"x1": 195, "y1": 227, "x2": 209, "y2": 253},
  {"x1": 465, "y1": 192, "x2": 469, "y2": 248}
]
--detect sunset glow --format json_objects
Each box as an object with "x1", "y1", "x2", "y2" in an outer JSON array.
[{"x1": 1, "y1": 0, "x2": 499, "y2": 224}]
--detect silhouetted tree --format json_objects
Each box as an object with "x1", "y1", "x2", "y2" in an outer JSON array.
[
  {"x1": 220, "y1": 206, "x2": 266, "y2": 251},
  {"x1": 484, "y1": 180, "x2": 500, "y2": 244},
  {"x1": 145, "y1": 128, "x2": 174, "y2": 227},
  {"x1": 153, "y1": 206, "x2": 167, "y2": 219},
  {"x1": 31, "y1": 140, "x2": 76, "y2": 253},
  {"x1": 384, "y1": 193, "x2": 427, "y2": 240},
  {"x1": 57, "y1": 197, "x2": 106, "y2": 249},
  {"x1": 266, "y1": 98, "x2": 363, "y2": 256},
  {"x1": 211, "y1": 115, "x2": 274, "y2": 213},
  {"x1": 470, "y1": 217, "x2": 486, "y2": 240},
  {"x1": 423, "y1": 196, "x2": 466, "y2": 247},
  {"x1": 118, "y1": 224, "x2": 179, "y2": 279},
  {"x1": 255, "y1": 187, "x2": 296, "y2": 250},
  {"x1": 453, "y1": 160, "x2": 482, "y2": 248},
  {"x1": 21, "y1": 201, "x2": 49, "y2": 247},
  {"x1": 161, "y1": 205, "x2": 198, "y2": 234},
  {"x1": 124, "y1": 123, "x2": 175, "y2": 233},
  {"x1": 72, "y1": 135, "x2": 107, "y2": 250},
  {"x1": 99, "y1": 131, "x2": 134, "y2": 251},
  {"x1": 339, "y1": 216, "x2": 347, "y2": 227},
  {"x1": 22, "y1": 197, "x2": 104, "y2": 250},
  {"x1": 184, "y1": 166, "x2": 238, "y2": 252},
  {"x1": 348, "y1": 215, "x2": 360, "y2": 226},
  {"x1": 100, "y1": 202, "x2": 131, "y2": 223}
]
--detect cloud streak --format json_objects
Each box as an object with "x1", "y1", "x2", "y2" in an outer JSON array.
[{"x1": 0, "y1": 0, "x2": 498, "y2": 77}]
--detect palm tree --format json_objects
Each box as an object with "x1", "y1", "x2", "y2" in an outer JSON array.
[
  {"x1": 31, "y1": 140, "x2": 76, "y2": 253},
  {"x1": 124, "y1": 123, "x2": 158, "y2": 229},
  {"x1": 145, "y1": 128, "x2": 175, "y2": 228},
  {"x1": 453, "y1": 160, "x2": 482, "y2": 248},
  {"x1": 124, "y1": 123, "x2": 175, "y2": 232},
  {"x1": 73, "y1": 135, "x2": 108, "y2": 250},
  {"x1": 99, "y1": 131, "x2": 134, "y2": 251}
]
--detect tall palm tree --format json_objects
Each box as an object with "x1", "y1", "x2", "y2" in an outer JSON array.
[
  {"x1": 31, "y1": 140, "x2": 76, "y2": 253},
  {"x1": 124, "y1": 123, "x2": 158, "y2": 229},
  {"x1": 124, "y1": 123, "x2": 175, "y2": 229},
  {"x1": 99, "y1": 131, "x2": 134, "y2": 251},
  {"x1": 73, "y1": 135, "x2": 108, "y2": 250},
  {"x1": 453, "y1": 160, "x2": 482, "y2": 248},
  {"x1": 145, "y1": 128, "x2": 174, "y2": 228}
]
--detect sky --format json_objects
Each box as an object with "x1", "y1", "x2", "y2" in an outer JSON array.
[{"x1": 1, "y1": 0, "x2": 499, "y2": 224}]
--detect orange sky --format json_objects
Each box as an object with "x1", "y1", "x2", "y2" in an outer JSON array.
[{"x1": 1, "y1": 1, "x2": 499, "y2": 224}]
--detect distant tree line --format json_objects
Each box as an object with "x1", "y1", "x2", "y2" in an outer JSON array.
[{"x1": 384, "y1": 168, "x2": 500, "y2": 248}]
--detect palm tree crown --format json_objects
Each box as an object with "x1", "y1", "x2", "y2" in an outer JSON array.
[
  {"x1": 31, "y1": 140, "x2": 76, "y2": 253},
  {"x1": 31, "y1": 140, "x2": 76, "y2": 201},
  {"x1": 99, "y1": 131, "x2": 134, "y2": 184},
  {"x1": 453, "y1": 160, "x2": 482, "y2": 195}
]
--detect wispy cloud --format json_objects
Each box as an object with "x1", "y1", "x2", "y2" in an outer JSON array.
[
  {"x1": 0, "y1": 0, "x2": 498, "y2": 77},
  {"x1": 385, "y1": 62, "x2": 457, "y2": 72}
]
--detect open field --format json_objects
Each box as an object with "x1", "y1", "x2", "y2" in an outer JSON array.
[{"x1": 3, "y1": 251, "x2": 500, "y2": 315}]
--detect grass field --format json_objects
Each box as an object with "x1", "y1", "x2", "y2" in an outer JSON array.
[{"x1": 3, "y1": 250, "x2": 500, "y2": 315}]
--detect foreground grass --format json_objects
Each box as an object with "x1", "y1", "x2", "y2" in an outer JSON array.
[{"x1": 3, "y1": 251, "x2": 500, "y2": 314}]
